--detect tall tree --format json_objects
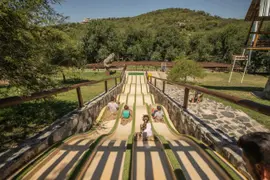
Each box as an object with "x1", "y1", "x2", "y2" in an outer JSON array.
[
  {"x1": 0, "y1": 0, "x2": 65, "y2": 93},
  {"x1": 81, "y1": 21, "x2": 119, "y2": 63}
]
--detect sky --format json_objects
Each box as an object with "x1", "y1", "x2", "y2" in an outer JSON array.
[{"x1": 53, "y1": 0, "x2": 252, "y2": 22}]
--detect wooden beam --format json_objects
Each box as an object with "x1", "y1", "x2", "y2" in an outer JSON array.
[
  {"x1": 245, "y1": 18, "x2": 256, "y2": 46},
  {"x1": 150, "y1": 76, "x2": 270, "y2": 116},
  {"x1": 76, "y1": 87, "x2": 84, "y2": 108},
  {"x1": 246, "y1": 47, "x2": 270, "y2": 50},
  {"x1": 249, "y1": 31, "x2": 270, "y2": 35},
  {"x1": 183, "y1": 88, "x2": 190, "y2": 109}
]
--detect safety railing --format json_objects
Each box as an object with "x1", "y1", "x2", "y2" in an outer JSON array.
[
  {"x1": 0, "y1": 66, "x2": 126, "y2": 109},
  {"x1": 148, "y1": 75, "x2": 270, "y2": 116}
]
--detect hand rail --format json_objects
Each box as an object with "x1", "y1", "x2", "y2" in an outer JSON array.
[
  {"x1": 149, "y1": 76, "x2": 270, "y2": 116},
  {"x1": 0, "y1": 66, "x2": 127, "y2": 108}
]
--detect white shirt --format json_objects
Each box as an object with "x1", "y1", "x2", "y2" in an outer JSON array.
[
  {"x1": 107, "y1": 102, "x2": 119, "y2": 113},
  {"x1": 154, "y1": 110, "x2": 164, "y2": 120},
  {"x1": 143, "y1": 123, "x2": 153, "y2": 137}
]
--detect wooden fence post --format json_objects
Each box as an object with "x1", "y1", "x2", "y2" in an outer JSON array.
[
  {"x1": 76, "y1": 87, "x2": 83, "y2": 108},
  {"x1": 183, "y1": 88, "x2": 190, "y2": 109},
  {"x1": 105, "y1": 80, "x2": 108, "y2": 93},
  {"x1": 162, "y1": 81, "x2": 165, "y2": 93},
  {"x1": 154, "y1": 78, "x2": 157, "y2": 87}
]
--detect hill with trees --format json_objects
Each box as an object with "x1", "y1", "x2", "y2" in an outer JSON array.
[
  {"x1": 55, "y1": 8, "x2": 268, "y2": 70},
  {"x1": 1, "y1": 2, "x2": 269, "y2": 94}
]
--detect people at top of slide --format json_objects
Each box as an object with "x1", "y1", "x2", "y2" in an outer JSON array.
[
  {"x1": 122, "y1": 105, "x2": 132, "y2": 119},
  {"x1": 107, "y1": 96, "x2": 119, "y2": 113},
  {"x1": 238, "y1": 132, "x2": 270, "y2": 180},
  {"x1": 152, "y1": 105, "x2": 164, "y2": 122}
]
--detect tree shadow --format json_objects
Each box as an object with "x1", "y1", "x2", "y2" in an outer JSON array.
[
  {"x1": 0, "y1": 99, "x2": 77, "y2": 152},
  {"x1": 202, "y1": 85, "x2": 264, "y2": 92}
]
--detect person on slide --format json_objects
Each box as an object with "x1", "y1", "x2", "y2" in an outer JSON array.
[
  {"x1": 106, "y1": 96, "x2": 119, "y2": 120},
  {"x1": 140, "y1": 115, "x2": 153, "y2": 141},
  {"x1": 152, "y1": 106, "x2": 164, "y2": 122},
  {"x1": 121, "y1": 105, "x2": 132, "y2": 125}
]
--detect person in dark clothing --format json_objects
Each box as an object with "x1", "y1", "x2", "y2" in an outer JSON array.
[{"x1": 238, "y1": 132, "x2": 270, "y2": 180}]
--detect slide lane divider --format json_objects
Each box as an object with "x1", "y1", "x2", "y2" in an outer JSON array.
[
  {"x1": 68, "y1": 104, "x2": 124, "y2": 180},
  {"x1": 159, "y1": 104, "x2": 244, "y2": 180},
  {"x1": 146, "y1": 104, "x2": 185, "y2": 180},
  {"x1": 122, "y1": 90, "x2": 136, "y2": 180},
  {"x1": 11, "y1": 106, "x2": 108, "y2": 180},
  {"x1": 122, "y1": 74, "x2": 137, "y2": 180}
]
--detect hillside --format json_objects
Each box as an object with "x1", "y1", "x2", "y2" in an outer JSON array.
[
  {"x1": 58, "y1": 8, "x2": 248, "y2": 34},
  {"x1": 51, "y1": 8, "x2": 268, "y2": 73}
]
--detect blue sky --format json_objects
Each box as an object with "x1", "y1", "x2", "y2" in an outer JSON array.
[{"x1": 53, "y1": 0, "x2": 251, "y2": 22}]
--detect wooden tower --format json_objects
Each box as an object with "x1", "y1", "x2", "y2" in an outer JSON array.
[{"x1": 229, "y1": 0, "x2": 270, "y2": 83}]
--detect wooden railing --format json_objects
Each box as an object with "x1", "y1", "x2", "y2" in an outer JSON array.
[
  {"x1": 148, "y1": 76, "x2": 270, "y2": 116},
  {"x1": 0, "y1": 67, "x2": 126, "y2": 109}
]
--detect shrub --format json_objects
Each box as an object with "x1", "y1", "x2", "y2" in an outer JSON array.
[{"x1": 167, "y1": 58, "x2": 205, "y2": 82}]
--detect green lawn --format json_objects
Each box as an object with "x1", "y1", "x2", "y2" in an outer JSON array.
[
  {"x1": 0, "y1": 70, "x2": 121, "y2": 152},
  {"x1": 197, "y1": 71, "x2": 270, "y2": 129}
]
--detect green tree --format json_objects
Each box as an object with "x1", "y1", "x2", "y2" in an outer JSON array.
[
  {"x1": 0, "y1": 0, "x2": 65, "y2": 93},
  {"x1": 81, "y1": 21, "x2": 119, "y2": 63},
  {"x1": 167, "y1": 58, "x2": 205, "y2": 82}
]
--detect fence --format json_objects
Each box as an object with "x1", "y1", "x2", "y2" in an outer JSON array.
[{"x1": 148, "y1": 75, "x2": 270, "y2": 116}]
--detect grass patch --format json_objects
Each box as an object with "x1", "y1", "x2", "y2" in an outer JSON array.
[
  {"x1": 0, "y1": 70, "x2": 122, "y2": 152},
  {"x1": 196, "y1": 71, "x2": 270, "y2": 128},
  {"x1": 0, "y1": 100, "x2": 77, "y2": 152}
]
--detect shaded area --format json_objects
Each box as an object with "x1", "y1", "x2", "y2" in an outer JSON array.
[
  {"x1": 202, "y1": 85, "x2": 264, "y2": 92},
  {"x1": 0, "y1": 99, "x2": 77, "y2": 152},
  {"x1": 133, "y1": 140, "x2": 172, "y2": 180},
  {"x1": 169, "y1": 140, "x2": 224, "y2": 180},
  {"x1": 84, "y1": 140, "x2": 127, "y2": 179}
]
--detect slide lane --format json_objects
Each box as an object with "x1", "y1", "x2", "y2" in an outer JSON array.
[
  {"x1": 13, "y1": 109, "x2": 116, "y2": 180},
  {"x1": 12, "y1": 73, "x2": 132, "y2": 180},
  {"x1": 79, "y1": 73, "x2": 134, "y2": 180},
  {"x1": 133, "y1": 77, "x2": 174, "y2": 180},
  {"x1": 141, "y1": 74, "x2": 243, "y2": 180}
]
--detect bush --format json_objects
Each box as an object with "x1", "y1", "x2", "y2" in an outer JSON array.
[{"x1": 167, "y1": 58, "x2": 205, "y2": 82}]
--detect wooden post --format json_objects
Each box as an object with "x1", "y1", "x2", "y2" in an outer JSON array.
[
  {"x1": 162, "y1": 81, "x2": 165, "y2": 93},
  {"x1": 154, "y1": 78, "x2": 157, "y2": 87},
  {"x1": 183, "y1": 88, "x2": 190, "y2": 109},
  {"x1": 150, "y1": 77, "x2": 153, "y2": 84},
  {"x1": 115, "y1": 78, "x2": 117, "y2": 86},
  {"x1": 76, "y1": 87, "x2": 83, "y2": 108},
  {"x1": 105, "y1": 80, "x2": 108, "y2": 93}
]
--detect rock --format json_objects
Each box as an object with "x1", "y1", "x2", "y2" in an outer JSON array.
[
  {"x1": 221, "y1": 111, "x2": 235, "y2": 118},
  {"x1": 236, "y1": 116, "x2": 250, "y2": 123},
  {"x1": 243, "y1": 123, "x2": 252, "y2": 128},
  {"x1": 237, "y1": 129, "x2": 245, "y2": 135},
  {"x1": 202, "y1": 114, "x2": 217, "y2": 120}
]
